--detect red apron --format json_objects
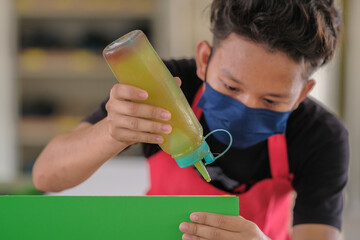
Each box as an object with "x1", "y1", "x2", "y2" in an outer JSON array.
[{"x1": 147, "y1": 86, "x2": 294, "y2": 240}]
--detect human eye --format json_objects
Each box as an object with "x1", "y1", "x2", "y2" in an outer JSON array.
[
  {"x1": 223, "y1": 82, "x2": 239, "y2": 92},
  {"x1": 264, "y1": 98, "x2": 279, "y2": 106}
]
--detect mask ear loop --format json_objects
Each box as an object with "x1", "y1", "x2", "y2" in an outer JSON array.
[{"x1": 204, "y1": 129, "x2": 232, "y2": 162}]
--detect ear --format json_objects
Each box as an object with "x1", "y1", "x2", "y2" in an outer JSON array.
[
  {"x1": 293, "y1": 79, "x2": 316, "y2": 109},
  {"x1": 195, "y1": 40, "x2": 212, "y2": 81}
]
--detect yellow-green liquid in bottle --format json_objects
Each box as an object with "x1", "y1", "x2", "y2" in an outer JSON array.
[{"x1": 103, "y1": 30, "x2": 211, "y2": 182}]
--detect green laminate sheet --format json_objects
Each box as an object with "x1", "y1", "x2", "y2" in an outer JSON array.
[{"x1": 0, "y1": 196, "x2": 239, "y2": 239}]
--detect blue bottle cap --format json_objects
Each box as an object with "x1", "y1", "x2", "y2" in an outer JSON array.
[
  {"x1": 173, "y1": 129, "x2": 232, "y2": 169},
  {"x1": 174, "y1": 141, "x2": 214, "y2": 168}
]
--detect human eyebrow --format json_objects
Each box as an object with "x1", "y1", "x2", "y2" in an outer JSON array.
[
  {"x1": 266, "y1": 92, "x2": 291, "y2": 99},
  {"x1": 220, "y1": 68, "x2": 243, "y2": 85}
]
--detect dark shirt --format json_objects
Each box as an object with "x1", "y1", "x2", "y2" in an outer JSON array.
[{"x1": 84, "y1": 59, "x2": 349, "y2": 230}]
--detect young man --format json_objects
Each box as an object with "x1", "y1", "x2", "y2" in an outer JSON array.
[{"x1": 33, "y1": 0, "x2": 349, "y2": 239}]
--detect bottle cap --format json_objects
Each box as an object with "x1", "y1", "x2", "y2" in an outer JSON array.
[
  {"x1": 173, "y1": 129, "x2": 232, "y2": 182},
  {"x1": 174, "y1": 141, "x2": 213, "y2": 168},
  {"x1": 174, "y1": 141, "x2": 213, "y2": 182}
]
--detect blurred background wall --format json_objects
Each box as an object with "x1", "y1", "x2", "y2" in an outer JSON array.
[
  {"x1": 0, "y1": 0, "x2": 359, "y2": 238},
  {"x1": 0, "y1": 0, "x2": 17, "y2": 183},
  {"x1": 343, "y1": 0, "x2": 360, "y2": 222}
]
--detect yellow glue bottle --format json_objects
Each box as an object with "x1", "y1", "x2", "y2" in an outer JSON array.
[{"x1": 103, "y1": 30, "x2": 216, "y2": 182}]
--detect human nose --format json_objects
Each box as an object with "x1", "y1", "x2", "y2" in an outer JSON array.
[{"x1": 236, "y1": 94, "x2": 258, "y2": 109}]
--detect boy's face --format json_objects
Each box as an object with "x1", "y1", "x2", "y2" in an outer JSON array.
[{"x1": 195, "y1": 33, "x2": 315, "y2": 112}]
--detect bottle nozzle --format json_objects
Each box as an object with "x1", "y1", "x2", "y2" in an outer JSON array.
[
  {"x1": 173, "y1": 130, "x2": 232, "y2": 183},
  {"x1": 173, "y1": 141, "x2": 213, "y2": 182},
  {"x1": 194, "y1": 161, "x2": 211, "y2": 182}
]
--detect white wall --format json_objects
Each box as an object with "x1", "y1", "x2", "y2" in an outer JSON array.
[
  {"x1": 153, "y1": 0, "x2": 212, "y2": 59},
  {"x1": 0, "y1": 0, "x2": 18, "y2": 182},
  {"x1": 343, "y1": 0, "x2": 360, "y2": 215},
  {"x1": 308, "y1": 0, "x2": 343, "y2": 116},
  {"x1": 310, "y1": 51, "x2": 342, "y2": 115}
]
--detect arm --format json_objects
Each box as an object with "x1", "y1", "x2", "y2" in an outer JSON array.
[
  {"x1": 32, "y1": 120, "x2": 128, "y2": 192},
  {"x1": 292, "y1": 224, "x2": 341, "y2": 240},
  {"x1": 32, "y1": 81, "x2": 177, "y2": 192}
]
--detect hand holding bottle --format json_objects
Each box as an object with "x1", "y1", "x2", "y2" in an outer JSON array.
[{"x1": 105, "y1": 77, "x2": 182, "y2": 146}]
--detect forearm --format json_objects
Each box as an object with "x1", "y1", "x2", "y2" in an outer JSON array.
[
  {"x1": 292, "y1": 224, "x2": 341, "y2": 240},
  {"x1": 32, "y1": 119, "x2": 129, "y2": 192}
]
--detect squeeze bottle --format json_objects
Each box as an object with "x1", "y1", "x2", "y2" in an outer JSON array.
[{"x1": 103, "y1": 30, "x2": 215, "y2": 182}]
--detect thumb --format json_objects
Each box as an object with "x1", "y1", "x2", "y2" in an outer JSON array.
[{"x1": 174, "y1": 76, "x2": 182, "y2": 87}]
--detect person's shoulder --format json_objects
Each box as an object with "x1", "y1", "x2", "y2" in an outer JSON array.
[
  {"x1": 290, "y1": 98, "x2": 349, "y2": 230},
  {"x1": 163, "y1": 58, "x2": 197, "y2": 77},
  {"x1": 286, "y1": 97, "x2": 349, "y2": 166},
  {"x1": 288, "y1": 97, "x2": 348, "y2": 141}
]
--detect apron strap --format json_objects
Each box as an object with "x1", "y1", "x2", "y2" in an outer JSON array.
[
  {"x1": 191, "y1": 84, "x2": 205, "y2": 119},
  {"x1": 267, "y1": 134, "x2": 292, "y2": 180}
]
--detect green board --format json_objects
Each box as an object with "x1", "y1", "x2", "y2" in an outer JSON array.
[{"x1": 0, "y1": 196, "x2": 238, "y2": 240}]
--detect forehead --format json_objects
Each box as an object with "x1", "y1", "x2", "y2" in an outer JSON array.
[{"x1": 213, "y1": 33, "x2": 306, "y2": 82}]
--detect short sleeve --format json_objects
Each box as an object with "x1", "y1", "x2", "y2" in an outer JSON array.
[
  {"x1": 291, "y1": 109, "x2": 349, "y2": 230},
  {"x1": 82, "y1": 97, "x2": 109, "y2": 124}
]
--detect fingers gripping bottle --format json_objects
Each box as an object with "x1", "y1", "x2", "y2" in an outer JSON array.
[{"x1": 103, "y1": 30, "x2": 217, "y2": 182}]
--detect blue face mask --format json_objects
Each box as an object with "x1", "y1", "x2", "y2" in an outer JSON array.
[{"x1": 197, "y1": 82, "x2": 292, "y2": 149}]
